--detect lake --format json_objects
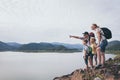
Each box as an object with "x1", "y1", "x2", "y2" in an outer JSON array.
[{"x1": 0, "y1": 52, "x2": 115, "y2": 80}]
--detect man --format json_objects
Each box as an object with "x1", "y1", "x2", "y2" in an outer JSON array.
[
  {"x1": 91, "y1": 24, "x2": 108, "y2": 68},
  {"x1": 69, "y1": 32, "x2": 90, "y2": 45},
  {"x1": 70, "y1": 32, "x2": 93, "y2": 68}
]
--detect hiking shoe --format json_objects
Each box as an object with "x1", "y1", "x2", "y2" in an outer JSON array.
[
  {"x1": 95, "y1": 64, "x2": 102, "y2": 69},
  {"x1": 101, "y1": 65, "x2": 105, "y2": 68},
  {"x1": 90, "y1": 66, "x2": 94, "y2": 69}
]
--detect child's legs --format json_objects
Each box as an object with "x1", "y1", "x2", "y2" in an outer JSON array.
[
  {"x1": 91, "y1": 54, "x2": 93, "y2": 63},
  {"x1": 88, "y1": 54, "x2": 93, "y2": 67},
  {"x1": 94, "y1": 54, "x2": 97, "y2": 65}
]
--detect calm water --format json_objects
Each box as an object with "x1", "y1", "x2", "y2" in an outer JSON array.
[{"x1": 0, "y1": 52, "x2": 115, "y2": 80}]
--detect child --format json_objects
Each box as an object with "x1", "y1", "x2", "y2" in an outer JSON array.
[
  {"x1": 82, "y1": 40, "x2": 93, "y2": 69},
  {"x1": 90, "y1": 37, "x2": 97, "y2": 66}
]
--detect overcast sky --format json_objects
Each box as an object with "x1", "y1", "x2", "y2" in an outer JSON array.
[{"x1": 0, "y1": 0, "x2": 120, "y2": 44}]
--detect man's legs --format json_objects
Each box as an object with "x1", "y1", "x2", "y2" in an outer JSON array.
[{"x1": 84, "y1": 55, "x2": 88, "y2": 69}]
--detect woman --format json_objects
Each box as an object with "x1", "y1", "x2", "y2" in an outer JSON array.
[{"x1": 91, "y1": 24, "x2": 108, "y2": 68}]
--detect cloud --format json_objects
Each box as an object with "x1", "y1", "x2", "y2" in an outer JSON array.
[{"x1": 0, "y1": 0, "x2": 120, "y2": 43}]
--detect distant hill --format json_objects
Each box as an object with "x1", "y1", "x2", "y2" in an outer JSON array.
[
  {"x1": 107, "y1": 40, "x2": 120, "y2": 50},
  {"x1": 18, "y1": 42, "x2": 68, "y2": 51},
  {"x1": 0, "y1": 41, "x2": 14, "y2": 51},
  {"x1": 52, "y1": 42, "x2": 83, "y2": 50},
  {"x1": 6, "y1": 42, "x2": 22, "y2": 48},
  {"x1": 0, "y1": 41, "x2": 82, "y2": 52},
  {"x1": 0, "y1": 40, "x2": 119, "y2": 52}
]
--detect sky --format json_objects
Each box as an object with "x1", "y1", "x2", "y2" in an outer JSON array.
[{"x1": 0, "y1": 0, "x2": 120, "y2": 44}]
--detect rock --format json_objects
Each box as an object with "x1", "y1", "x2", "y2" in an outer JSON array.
[
  {"x1": 105, "y1": 75, "x2": 114, "y2": 80},
  {"x1": 118, "y1": 71, "x2": 120, "y2": 74},
  {"x1": 108, "y1": 58, "x2": 113, "y2": 61},
  {"x1": 54, "y1": 55, "x2": 120, "y2": 80},
  {"x1": 94, "y1": 77, "x2": 101, "y2": 80},
  {"x1": 70, "y1": 69, "x2": 83, "y2": 80}
]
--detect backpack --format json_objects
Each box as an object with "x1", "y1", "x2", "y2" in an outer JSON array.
[{"x1": 101, "y1": 27, "x2": 112, "y2": 39}]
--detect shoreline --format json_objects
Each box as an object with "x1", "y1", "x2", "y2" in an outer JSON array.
[
  {"x1": 0, "y1": 50, "x2": 82, "y2": 53},
  {"x1": 0, "y1": 50, "x2": 118, "y2": 53}
]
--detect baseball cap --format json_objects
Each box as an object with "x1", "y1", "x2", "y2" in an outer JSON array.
[{"x1": 82, "y1": 32, "x2": 89, "y2": 35}]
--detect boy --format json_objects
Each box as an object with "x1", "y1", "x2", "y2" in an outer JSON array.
[{"x1": 82, "y1": 40, "x2": 92, "y2": 69}]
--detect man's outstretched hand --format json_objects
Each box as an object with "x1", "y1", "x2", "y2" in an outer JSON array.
[{"x1": 69, "y1": 35, "x2": 73, "y2": 38}]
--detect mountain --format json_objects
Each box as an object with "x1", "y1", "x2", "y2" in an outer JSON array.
[
  {"x1": 0, "y1": 41, "x2": 15, "y2": 51},
  {"x1": 6, "y1": 42, "x2": 22, "y2": 48},
  {"x1": 0, "y1": 41, "x2": 81, "y2": 52},
  {"x1": 18, "y1": 42, "x2": 68, "y2": 51},
  {"x1": 107, "y1": 40, "x2": 120, "y2": 50},
  {"x1": 52, "y1": 42, "x2": 83, "y2": 50},
  {"x1": 1, "y1": 40, "x2": 119, "y2": 52}
]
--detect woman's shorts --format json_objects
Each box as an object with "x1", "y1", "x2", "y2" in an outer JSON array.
[{"x1": 99, "y1": 39, "x2": 108, "y2": 52}]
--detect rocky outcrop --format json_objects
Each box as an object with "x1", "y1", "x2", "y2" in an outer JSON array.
[{"x1": 54, "y1": 56, "x2": 120, "y2": 80}]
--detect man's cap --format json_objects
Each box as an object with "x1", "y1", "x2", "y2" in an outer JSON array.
[{"x1": 82, "y1": 32, "x2": 89, "y2": 35}]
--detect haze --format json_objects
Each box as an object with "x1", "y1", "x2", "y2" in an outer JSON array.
[{"x1": 0, "y1": 0, "x2": 120, "y2": 44}]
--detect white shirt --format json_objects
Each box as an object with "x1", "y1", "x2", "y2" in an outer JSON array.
[
  {"x1": 95, "y1": 28, "x2": 106, "y2": 43},
  {"x1": 83, "y1": 45, "x2": 89, "y2": 54}
]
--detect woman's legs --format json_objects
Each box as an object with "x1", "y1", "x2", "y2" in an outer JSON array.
[
  {"x1": 97, "y1": 47, "x2": 101, "y2": 65},
  {"x1": 101, "y1": 52, "x2": 105, "y2": 66},
  {"x1": 100, "y1": 40, "x2": 108, "y2": 66}
]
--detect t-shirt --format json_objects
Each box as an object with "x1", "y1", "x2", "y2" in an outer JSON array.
[
  {"x1": 83, "y1": 45, "x2": 89, "y2": 54},
  {"x1": 95, "y1": 28, "x2": 106, "y2": 43},
  {"x1": 90, "y1": 43, "x2": 97, "y2": 54}
]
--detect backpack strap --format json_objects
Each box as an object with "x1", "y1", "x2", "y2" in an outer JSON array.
[
  {"x1": 98, "y1": 28, "x2": 106, "y2": 40},
  {"x1": 99, "y1": 28, "x2": 104, "y2": 36}
]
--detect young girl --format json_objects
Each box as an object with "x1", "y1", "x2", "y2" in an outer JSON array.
[{"x1": 90, "y1": 37, "x2": 97, "y2": 66}]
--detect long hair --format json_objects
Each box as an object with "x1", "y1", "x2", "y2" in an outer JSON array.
[{"x1": 92, "y1": 24, "x2": 99, "y2": 28}]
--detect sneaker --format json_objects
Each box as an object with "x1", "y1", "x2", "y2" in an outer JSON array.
[
  {"x1": 101, "y1": 65, "x2": 105, "y2": 68},
  {"x1": 90, "y1": 66, "x2": 94, "y2": 69},
  {"x1": 95, "y1": 64, "x2": 102, "y2": 69}
]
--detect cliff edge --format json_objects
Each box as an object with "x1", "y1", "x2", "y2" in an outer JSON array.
[{"x1": 54, "y1": 56, "x2": 120, "y2": 80}]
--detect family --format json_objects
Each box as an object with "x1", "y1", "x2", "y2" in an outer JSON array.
[{"x1": 70, "y1": 24, "x2": 112, "y2": 69}]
